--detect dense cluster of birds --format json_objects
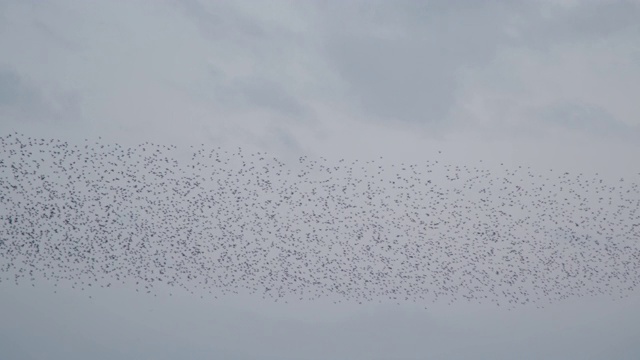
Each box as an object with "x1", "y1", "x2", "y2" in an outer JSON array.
[{"x1": 1, "y1": 133, "x2": 639, "y2": 308}]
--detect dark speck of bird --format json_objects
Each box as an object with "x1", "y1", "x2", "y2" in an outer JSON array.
[{"x1": 1, "y1": 133, "x2": 639, "y2": 309}]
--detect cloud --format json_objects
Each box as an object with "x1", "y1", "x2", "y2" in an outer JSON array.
[
  {"x1": 0, "y1": 67, "x2": 83, "y2": 125},
  {"x1": 205, "y1": 67, "x2": 309, "y2": 119},
  {"x1": 533, "y1": 101, "x2": 640, "y2": 140},
  {"x1": 177, "y1": 0, "x2": 267, "y2": 44},
  {"x1": 521, "y1": 1, "x2": 640, "y2": 48},
  {"x1": 314, "y1": 0, "x2": 640, "y2": 137},
  {"x1": 2, "y1": 0, "x2": 637, "y2": 150},
  {"x1": 319, "y1": 1, "x2": 511, "y2": 127},
  {"x1": 0, "y1": 68, "x2": 49, "y2": 122},
  {"x1": 0, "y1": 2, "x2": 640, "y2": 359}
]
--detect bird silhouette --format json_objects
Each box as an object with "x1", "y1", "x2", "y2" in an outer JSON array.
[{"x1": 0, "y1": 132, "x2": 639, "y2": 309}]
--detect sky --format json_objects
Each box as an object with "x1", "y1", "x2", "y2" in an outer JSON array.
[{"x1": 1, "y1": 1, "x2": 640, "y2": 359}]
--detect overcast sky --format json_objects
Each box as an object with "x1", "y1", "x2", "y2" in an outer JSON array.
[{"x1": 1, "y1": 1, "x2": 640, "y2": 359}]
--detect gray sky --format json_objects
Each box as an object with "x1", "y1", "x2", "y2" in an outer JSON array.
[{"x1": 1, "y1": 1, "x2": 640, "y2": 359}]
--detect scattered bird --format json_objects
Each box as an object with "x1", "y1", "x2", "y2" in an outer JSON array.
[{"x1": 0, "y1": 132, "x2": 639, "y2": 309}]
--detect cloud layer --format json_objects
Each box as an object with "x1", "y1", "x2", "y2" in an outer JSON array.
[
  {"x1": 1, "y1": 1, "x2": 640, "y2": 360},
  {"x1": 1, "y1": 0, "x2": 639, "y2": 152}
]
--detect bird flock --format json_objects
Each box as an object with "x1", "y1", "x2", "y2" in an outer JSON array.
[{"x1": 1, "y1": 133, "x2": 639, "y2": 308}]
